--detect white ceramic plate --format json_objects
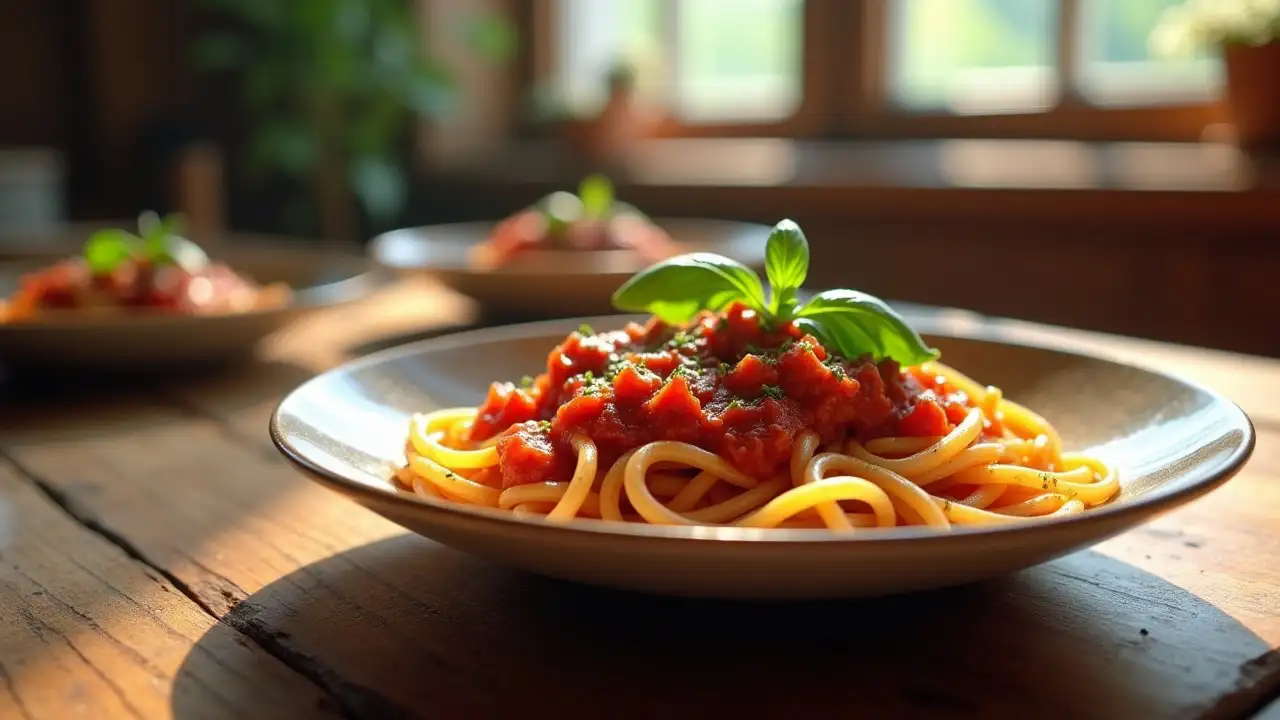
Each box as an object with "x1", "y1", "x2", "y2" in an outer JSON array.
[
  {"x1": 368, "y1": 218, "x2": 769, "y2": 318},
  {"x1": 270, "y1": 314, "x2": 1255, "y2": 599}
]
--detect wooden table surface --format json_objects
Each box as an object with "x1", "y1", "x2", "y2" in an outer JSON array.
[{"x1": 1, "y1": 278, "x2": 1278, "y2": 720}]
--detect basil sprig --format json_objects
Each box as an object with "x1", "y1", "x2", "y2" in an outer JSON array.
[
  {"x1": 611, "y1": 219, "x2": 939, "y2": 366},
  {"x1": 83, "y1": 211, "x2": 209, "y2": 275},
  {"x1": 536, "y1": 174, "x2": 616, "y2": 235}
]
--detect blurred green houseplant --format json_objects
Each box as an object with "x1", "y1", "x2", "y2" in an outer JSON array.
[{"x1": 192, "y1": 0, "x2": 513, "y2": 241}]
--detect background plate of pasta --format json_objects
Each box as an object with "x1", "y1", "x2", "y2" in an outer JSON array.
[
  {"x1": 369, "y1": 176, "x2": 768, "y2": 319},
  {"x1": 272, "y1": 220, "x2": 1254, "y2": 599},
  {"x1": 0, "y1": 214, "x2": 385, "y2": 368}
]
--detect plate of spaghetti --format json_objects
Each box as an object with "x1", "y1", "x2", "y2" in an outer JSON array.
[
  {"x1": 369, "y1": 176, "x2": 768, "y2": 318},
  {"x1": 273, "y1": 219, "x2": 1254, "y2": 599},
  {"x1": 0, "y1": 213, "x2": 384, "y2": 368}
]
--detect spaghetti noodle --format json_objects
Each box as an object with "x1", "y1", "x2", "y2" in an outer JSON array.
[{"x1": 394, "y1": 303, "x2": 1119, "y2": 532}]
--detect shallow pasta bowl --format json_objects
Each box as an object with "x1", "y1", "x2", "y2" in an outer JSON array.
[{"x1": 270, "y1": 314, "x2": 1255, "y2": 599}]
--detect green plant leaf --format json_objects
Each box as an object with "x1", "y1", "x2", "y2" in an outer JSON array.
[
  {"x1": 83, "y1": 229, "x2": 140, "y2": 275},
  {"x1": 796, "y1": 289, "x2": 939, "y2": 366},
  {"x1": 578, "y1": 175, "x2": 614, "y2": 219},
  {"x1": 350, "y1": 154, "x2": 407, "y2": 222},
  {"x1": 463, "y1": 13, "x2": 518, "y2": 62},
  {"x1": 403, "y1": 66, "x2": 456, "y2": 117},
  {"x1": 246, "y1": 121, "x2": 317, "y2": 179},
  {"x1": 191, "y1": 32, "x2": 250, "y2": 72},
  {"x1": 612, "y1": 253, "x2": 766, "y2": 324},
  {"x1": 764, "y1": 219, "x2": 808, "y2": 315}
]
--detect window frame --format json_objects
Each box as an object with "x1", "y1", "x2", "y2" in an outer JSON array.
[{"x1": 522, "y1": 0, "x2": 1226, "y2": 142}]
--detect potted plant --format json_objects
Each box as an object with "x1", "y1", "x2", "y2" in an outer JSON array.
[
  {"x1": 191, "y1": 1, "x2": 513, "y2": 241},
  {"x1": 1152, "y1": 0, "x2": 1280, "y2": 149}
]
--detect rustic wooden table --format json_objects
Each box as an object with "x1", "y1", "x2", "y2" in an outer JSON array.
[{"x1": 1, "y1": 277, "x2": 1277, "y2": 720}]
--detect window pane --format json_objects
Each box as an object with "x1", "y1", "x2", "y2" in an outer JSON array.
[
  {"x1": 554, "y1": 0, "x2": 662, "y2": 114},
  {"x1": 890, "y1": 0, "x2": 1058, "y2": 114},
  {"x1": 1078, "y1": 0, "x2": 1222, "y2": 106},
  {"x1": 553, "y1": 0, "x2": 803, "y2": 123},
  {"x1": 673, "y1": 0, "x2": 803, "y2": 122}
]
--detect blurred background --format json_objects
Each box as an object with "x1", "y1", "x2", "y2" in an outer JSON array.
[{"x1": 2, "y1": 0, "x2": 1278, "y2": 355}]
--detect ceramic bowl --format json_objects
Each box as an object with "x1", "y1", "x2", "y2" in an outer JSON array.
[{"x1": 270, "y1": 314, "x2": 1255, "y2": 599}]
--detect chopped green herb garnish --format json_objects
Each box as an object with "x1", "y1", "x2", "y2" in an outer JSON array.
[
  {"x1": 537, "y1": 420, "x2": 552, "y2": 432},
  {"x1": 665, "y1": 330, "x2": 697, "y2": 351},
  {"x1": 726, "y1": 400, "x2": 743, "y2": 412},
  {"x1": 760, "y1": 385, "x2": 785, "y2": 400},
  {"x1": 668, "y1": 365, "x2": 696, "y2": 382},
  {"x1": 578, "y1": 323, "x2": 594, "y2": 336},
  {"x1": 520, "y1": 375, "x2": 534, "y2": 388}
]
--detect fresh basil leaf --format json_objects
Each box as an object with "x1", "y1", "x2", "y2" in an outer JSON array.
[
  {"x1": 764, "y1": 219, "x2": 808, "y2": 315},
  {"x1": 137, "y1": 210, "x2": 163, "y2": 241},
  {"x1": 83, "y1": 229, "x2": 140, "y2": 275},
  {"x1": 539, "y1": 191, "x2": 581, "y2": 236},
  {"x1": 796, "y1": 289, "x2": 938, "y2": 366},
  {"x1": 612, "y1": 252, "x2": 767, "y2": 324},
  {"x1": 152, "y1": 235, "x2": 210, "y2": 272},
  {"x1": 793, "y1": 316, "x2": 878, "y2": 359},
  {"x1": 578, "y1": 174, "x2": 614, "y2": 219}
]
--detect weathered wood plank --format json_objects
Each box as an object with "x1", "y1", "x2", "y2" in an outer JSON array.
[
  {"x1": 0, "y1": 460, "x2": 340, "y2": 720},
  {"x1": 160, "y1": 276, "x2": 477, "y2": 448},
  {"x1": 2, "y1": 383, "x2": 1277, "y2": 719}
]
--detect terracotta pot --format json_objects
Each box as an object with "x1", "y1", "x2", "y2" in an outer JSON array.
[{"x1": 1224, "y1": 41, "x2": 1280, "y2": 150}]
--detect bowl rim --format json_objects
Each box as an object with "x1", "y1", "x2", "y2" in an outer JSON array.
[
  {"x1": 367, "y1": 217, "x2": 773, "y2": 276},
  {"x1": 269, "y1": 312, "x2": 1257, "y2": 546},
  {"x1": 0, "y1": 245, "x2": 390, "y2": 331}
]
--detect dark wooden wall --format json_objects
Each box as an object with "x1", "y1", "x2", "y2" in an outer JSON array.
[{"x1": 0, "y1": 0, "x2": 197, "y2": 218}]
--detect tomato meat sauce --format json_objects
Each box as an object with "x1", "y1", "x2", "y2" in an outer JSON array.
[
  {"x1": 3, "y1": 257, "x2": 273, "y2": 321},
  {"x1": 470, "y1": 302, "x2": 986, "y2": 489}
]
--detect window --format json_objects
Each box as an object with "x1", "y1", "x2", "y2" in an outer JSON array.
[
  {"x1": 551, "y1": 0, "x2": 804, "y2": 123},
  {"x1": 533, "y1": 0, "x2": 1225, "y2": 140}
]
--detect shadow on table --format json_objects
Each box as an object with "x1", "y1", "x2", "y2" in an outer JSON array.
[
  {"x1": 172, "y1": 535, "x2": 1274, "y2": 720},
  {"x1": 0, "y1": 358, "x2": 316, "y2": 441}
]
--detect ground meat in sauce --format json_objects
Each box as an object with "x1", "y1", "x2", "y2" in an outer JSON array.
[
  {"x1": 474, "y1": 301, "x2": 979, "y2": 489},
  {"x1": 3, "y1": 257, "x2": 272, "y2": 321}
]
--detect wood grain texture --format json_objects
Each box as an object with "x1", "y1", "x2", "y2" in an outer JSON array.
[
  {"x1": 0, "y1": 461, "x2": 339, "y2": 719},
  {"x1": 1, "y1": 280, "x2": 1278, "y2": 719}
]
